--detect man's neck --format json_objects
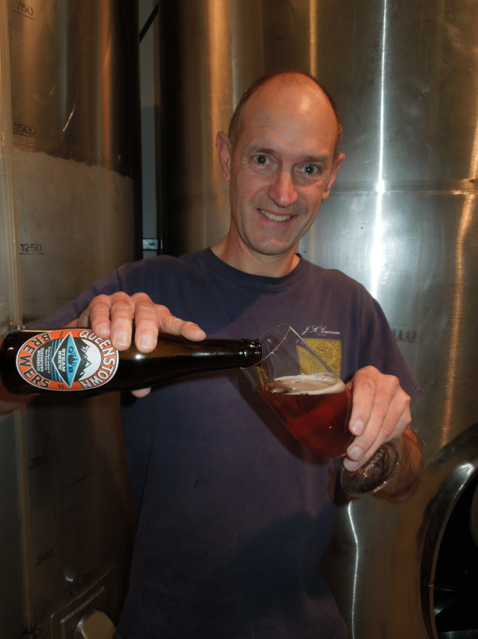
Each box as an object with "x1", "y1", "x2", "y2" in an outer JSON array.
[{"x1": 211, "y1": 235, "x2": 300, "y2": 277}]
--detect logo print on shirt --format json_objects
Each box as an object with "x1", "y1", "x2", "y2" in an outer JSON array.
[
  {"x1": 303, "y1": 338, "x2": 342, "y2": 377},
  {"x1": 302, "y1": 325, "x2": 340, "y2": 336}
]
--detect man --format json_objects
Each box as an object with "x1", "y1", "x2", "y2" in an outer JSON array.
[{"x1": 2, "y1": 72, "x2": 423, "y2": 637}]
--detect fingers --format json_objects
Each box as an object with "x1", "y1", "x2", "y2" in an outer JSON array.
[
  {"x1": 75, "y1": 292, "x2": 206, "y2": 398},
  {"x1": 77, "y1": 294, "x2": 114, "y2": 337},
  {"x1": 131, "y1": 388, "x2": 152, "y2": 398},
  {"x1": 132, "y1": 300, "x2": 206, "y2": 351},
  {"x1": 155, "y1": 305, "x2": 206, "y2": 341},
  {"x1": 130, "y1": 294, "x2": 162, "y2": 351},
  {"x1": 78, "y1": 292, "x2": 136, "y2": 349},
  {"x1": 344, "y1": 366, "x2": 411, "y2": 471},
  {"x1": 77, "y1": 292, "x2": 206, "y2": 352},
  {"x1": 78, "y1": 292, "x2": 139, "y2": 347}
]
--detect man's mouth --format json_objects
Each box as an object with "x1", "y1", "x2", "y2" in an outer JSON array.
[{"x1": 258, "y1": 209, "x2": 293, "y2": 222}]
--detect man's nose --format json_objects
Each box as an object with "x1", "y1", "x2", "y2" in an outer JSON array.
[{"x1": 268, "y1": 169, "x2": 299, "y2": 208}]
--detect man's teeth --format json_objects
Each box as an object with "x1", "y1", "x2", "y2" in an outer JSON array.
[{"x1": 259, "y1": 209, "x2": 292, "y2": 222}]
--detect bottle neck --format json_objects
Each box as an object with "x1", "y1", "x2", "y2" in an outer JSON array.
[{"x1": 241, "y1": 339, "x2": 262, "y2": 367}]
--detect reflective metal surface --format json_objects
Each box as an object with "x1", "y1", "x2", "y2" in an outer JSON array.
[
  {"x1": 157, "y1": 1, "x2": 478, "y2": 637},
  {"x1": 322, "y1": 425, "x2": 478, "y2": 639},
  {"x1": 158, "y1": 0, "x2": 263, "y2": 254},
  {"x1": 300, "y1": 0, "x2": 478, "y2": 464},
  {"x1": 7, "y1": 0, "x2": 140, "y2": 327},
  {"x1": 0, "y1": 1, "x2": 139, "y2": 637},
  {"x1": 437, "y1": 633, "x2": 478, "y2": 639},
  {"x1": 9, "y1": 1, "x2": 138, "y2": 177}
]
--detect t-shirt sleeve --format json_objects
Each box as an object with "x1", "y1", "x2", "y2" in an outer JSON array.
[
  {"x1": 358, "y1": 295, "x2": 423, "y2": 405},
  {"x1": 38, "y1": 270, "x2": 123, "y2": 328}
]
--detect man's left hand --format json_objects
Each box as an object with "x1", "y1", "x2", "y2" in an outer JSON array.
[{"x1": 344, "y1": 366, "x2": 411, "y2": 471}]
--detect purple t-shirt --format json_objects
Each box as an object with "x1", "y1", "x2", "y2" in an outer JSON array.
[{"x1": 45, "y1": 249, "x2": 421, "y2": 639}]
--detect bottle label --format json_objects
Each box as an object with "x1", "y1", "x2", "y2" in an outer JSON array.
[{"x1": 16, "y1": 329, "x2": 119, "y2": 391}]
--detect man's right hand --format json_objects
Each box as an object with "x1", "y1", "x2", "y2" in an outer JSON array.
[
  {"x1": 0, "y1": 292, "x2": 205, "y2": 409},
  {"x1": 69, "y1": 292, "x2": 206, "y2": 397}
]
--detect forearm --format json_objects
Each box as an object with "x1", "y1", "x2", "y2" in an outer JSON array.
[{"x1": 378, "y1": 426, "x2": 424, "y2": 501}]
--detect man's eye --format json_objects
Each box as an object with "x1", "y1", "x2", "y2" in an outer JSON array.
[
  {"x1": 253, "y1": 155, "x2": 269, "y2": 165},
  {"x1": 303, "y1": 164, "x2": 319, "y2": 175}
]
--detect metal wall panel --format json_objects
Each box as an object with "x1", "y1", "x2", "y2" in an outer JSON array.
[
  {"x1": 1, "y1": 1, "x2": 140, "y2": 636},
  {"x1": 8, "y1": 0, "x2": 140, "y2": 326}
]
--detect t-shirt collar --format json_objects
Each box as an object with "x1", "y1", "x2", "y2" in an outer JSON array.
[{"x1": 199, "y1": 248, "x2": 310, "y2": 291}]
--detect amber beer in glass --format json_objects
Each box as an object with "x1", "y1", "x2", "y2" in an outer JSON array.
[
  {"x1": 243, "y1": 325, "x2": 401, "y2": 496},
  {"x1": 259, "y1": 373, "x2": 353, "y2": 457}
]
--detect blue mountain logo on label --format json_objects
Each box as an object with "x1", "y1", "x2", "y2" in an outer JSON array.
[{"x1": 51, "y1": 334, "x2": 81, "y2": 386}]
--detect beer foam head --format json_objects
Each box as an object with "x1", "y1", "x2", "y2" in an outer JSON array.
[{"x1": 269, "y1": 373, "x2": 345, "y2": 395}]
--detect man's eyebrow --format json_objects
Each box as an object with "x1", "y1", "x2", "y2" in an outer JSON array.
[
  {"x1": 248, "y1": 146, "x2": 276, "y2": 155},
  {"x1": 299, "y1": 155, "x2": 329, "y2": 165}
]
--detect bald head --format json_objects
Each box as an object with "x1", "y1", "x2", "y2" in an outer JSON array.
[
  {"x1": 213, "y1": 70, "x2": 345, "y2": 275},
  {"x1": 228, "y1": 72, "x2": 343, "y2": 161}
]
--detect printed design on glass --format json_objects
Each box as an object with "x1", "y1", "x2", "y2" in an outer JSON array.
[{"x1": 16, "y1": 329, "x2": 119, "y2": 391}]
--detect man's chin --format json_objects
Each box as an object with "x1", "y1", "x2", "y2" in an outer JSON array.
[{"x1": 247, "y1": 241, "x2": 300, "y2": 260}]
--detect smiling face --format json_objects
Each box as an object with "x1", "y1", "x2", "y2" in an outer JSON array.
[{"x1": 214, "y1": 76, "x2": 344, "y2": 276}]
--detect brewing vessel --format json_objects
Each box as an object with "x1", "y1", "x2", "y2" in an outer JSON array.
[{"x1": 0, "y1": 1, "x2": 140, "y2": 636}]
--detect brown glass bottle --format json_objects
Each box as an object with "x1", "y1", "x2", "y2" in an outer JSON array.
[{"x1": 0, "y1": 328, "x2": 262, "y2": 395}]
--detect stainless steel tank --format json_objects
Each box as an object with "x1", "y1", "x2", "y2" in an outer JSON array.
[
  {"x1": 0, "y1": 1, "x2": 139, "y2": 636},
  {"x1": 156, "y1": 1, "x2": 478, "y2": 637}
]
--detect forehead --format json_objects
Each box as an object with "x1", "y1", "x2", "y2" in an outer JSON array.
[{"x1": 238, "y1": 80, "x2": 338, "y2": 159}]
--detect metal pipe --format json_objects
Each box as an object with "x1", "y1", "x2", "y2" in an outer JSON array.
[
  {"x1": 0, "y1": 1, "x2": 33, "y2": 634},
  {"x1": 0, "y1": 0, "x2": 22, "y2": 332}
]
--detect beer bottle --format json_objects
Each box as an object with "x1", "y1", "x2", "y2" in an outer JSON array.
[{"x1": 0, "y1": 328, "x2": 262, "y2": 395}]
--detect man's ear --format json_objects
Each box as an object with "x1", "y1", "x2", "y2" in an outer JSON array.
[
  {"x1": 216, "y1": 131, "x2": 233, "y2": 182},
  {"x1": 322, "y1": 153, "x2": 345, "y2": 200}
]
